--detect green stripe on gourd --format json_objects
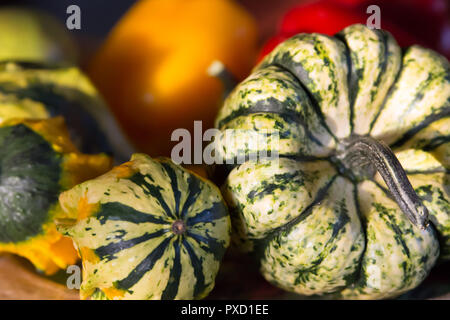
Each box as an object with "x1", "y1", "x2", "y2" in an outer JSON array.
[
  {"x1": 408, "y1": 173, "x2": 450, "y2": 259},
  {"x1": 336, "y1": 24, "x2": 402, "y2": 135},
  {"x1": 371, "y1": 46, "x2": 450, "y2": 146},
  {"x1": 215, "y1": 65, "x2": 335, "y2": 157},
  {"x1": 392, "y1": 118, "x2": 449, "y2": 153},
  {"x1": 257, "y1": 33, "x2": 351, "y2": 139},
  {"x1": 214, "y1": 24, "x2": 450, "y2": 299},
  {"x1": 339, "y1": 181, "x2": 439, "y2": 299},
  {"x1": 0, "y1": 62, "x2": 133, "y2": 160},
  {"x1": 261, "y1": 177, "x2": 364, "y2": 295},
  {"x1": 215, "y1": 113, "x2": 326, "y2": 164},
  {"x1": 57, "y1": 154, "x2": 231, "y2": 300},
  {"x1": 224, "y1": 158, "x2": 336, "y2": 239}
]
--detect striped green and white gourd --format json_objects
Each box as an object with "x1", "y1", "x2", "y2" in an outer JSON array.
[
  {"x1": 0, "y1": 61, "x2": 134, "y2": 161},
  {"x1": 57, "y1": 153, "x2": 231, "y2": 300},
  {"x1": 214, "y1": 24, "x2": 449, "y2": 299}
]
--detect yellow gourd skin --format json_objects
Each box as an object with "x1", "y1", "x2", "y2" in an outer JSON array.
[
  {"x1": 0, "y1": 117, "x2": 112, "y2": 275},
  {"x1": 88, "y1": 0, "x2": 258, "y2": 157}
]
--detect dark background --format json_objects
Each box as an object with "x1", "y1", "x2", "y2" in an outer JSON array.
[
  {"x1": 0, "y1": 0, "x2": 301, "y2": 37},
  {"x1": 0, "y1": 0, "x2": 302, "y2": 61}
]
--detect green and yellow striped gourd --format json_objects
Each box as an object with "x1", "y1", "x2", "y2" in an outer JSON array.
[
  {"x1": 214, "y1": 24, "x2": 449, "y2": 299},
  {"x1": 0, "y1": 117, "x2": 112, "y2": 275},
  {"x1": 0, "y1": 61, "x2": 133, "y2": 160},
  {"x1": 56, "y1": 154, "x2": 231, "y2": 300}
]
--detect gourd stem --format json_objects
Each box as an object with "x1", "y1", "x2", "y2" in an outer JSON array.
[
  {"x1": 172, "y1": 220, "x2": 186, "y2": 235},
  {"x1": 207, "y1": 60, "x2": 238, "y2": 99},
  {"x1": 337, "y1": 136, "x2": 429, "y2": 229}
]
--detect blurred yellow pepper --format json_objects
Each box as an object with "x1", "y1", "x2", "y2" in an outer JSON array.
[{"x1": 89, "y1": 0, "x2": 258, "y2": 157}]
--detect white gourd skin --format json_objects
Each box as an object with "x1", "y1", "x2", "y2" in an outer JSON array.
[{"x1": 215, "y1": 24, "x2": 450, "y2": 299}]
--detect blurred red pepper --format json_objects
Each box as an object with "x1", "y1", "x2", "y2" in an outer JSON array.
[{"x1": 258, "y1": 0, "x2": 450, "y2": 61}]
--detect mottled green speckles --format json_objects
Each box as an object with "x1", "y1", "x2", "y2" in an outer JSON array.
[
  {"x1": 337, "y1": 24, "x2": 401, "y2": 135},
  {"x1": 371, "y1": 46, "x2": 450, "y2": 146},
  {"x1": 408, "y1": 173, "x2": 450, "y2": 259},
  {"x1": 340, "y1": 181, "x2": 439, "y2": 299},
  {"x1": 215, "y1": 113, "x2": 319, "y2": 162},
  {"x1": 258, "y1": 33, "x2": 351, "y2": 139},
  {"x1": 260, "y1": 177, "x2": 364, "y2": 295},
  {"x1": 375, "y1": 249, "x2": 384, "y2": 257},
  {"x1": 215, "y1": 66, "x2": 335, "y2": 157},
  {"x1": 214, "y1": 24, "x2": 449, "y2": 300},
  {"x1": 224, "y1": 158, "x2": 336, "y2": 239}
]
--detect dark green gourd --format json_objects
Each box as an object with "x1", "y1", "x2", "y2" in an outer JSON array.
[{"x1": 0, "y1": 117, "x2": 112, "y2": 274}]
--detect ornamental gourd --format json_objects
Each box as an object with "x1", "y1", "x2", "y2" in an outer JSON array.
[
  {"x1": 214, "y1": 24, "x2": 449, "y2": 299},
  {"x1": 0, "y1": 62, "x2": 133, "y2": 160},
  {"x1": 0, "y1": 7, "x2": 78, "y2": 65},
  {"x1": 0, "y1": 117, "x2": 112, "y2": 275},
  {"x1": 56, "y1": 154, "x2": 231, "y2": 300}
]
